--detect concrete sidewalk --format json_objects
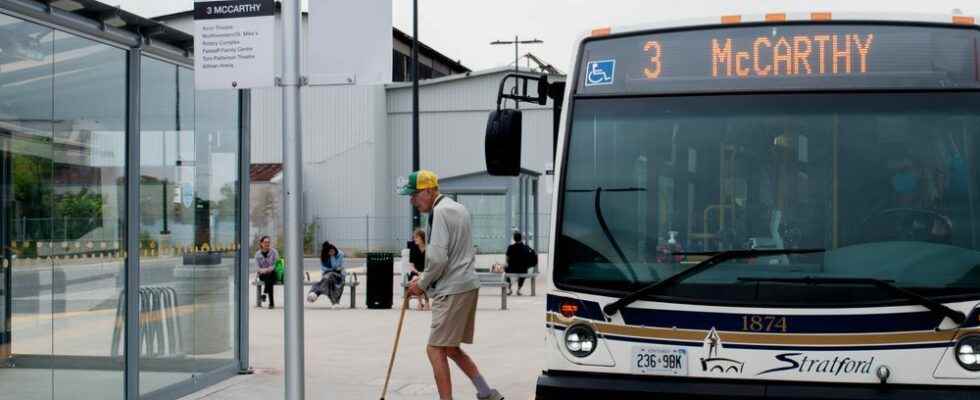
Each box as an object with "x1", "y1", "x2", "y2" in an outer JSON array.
[{"x1": 181, "y1": 274, "x2": 547, "y2": 400}]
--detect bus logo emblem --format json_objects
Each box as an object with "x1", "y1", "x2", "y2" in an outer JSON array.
[
  {"x1": 585, "y1": 60, "x2": 616, "y2": 86},
  {"x1": 700, "y1": 328, "x2": 745, "y2": 375}
]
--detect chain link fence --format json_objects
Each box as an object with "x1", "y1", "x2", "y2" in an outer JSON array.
[
  {"x1": 19, "y1": 214, "x2": 556, "y2": 257},
  {"x1": 308, "y1": 213, "x2": 552, "y2": 256}
]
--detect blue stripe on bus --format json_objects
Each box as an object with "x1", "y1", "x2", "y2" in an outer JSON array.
[
  {"x1": 547, "y1": 324, "x2": 954, "y2": 351},
  {"x1": 546, "y1": 294, "x2": 945, "y2": 334},
  {"x1": 619, "y1": 308, "x2": 943, "y2": 334}
]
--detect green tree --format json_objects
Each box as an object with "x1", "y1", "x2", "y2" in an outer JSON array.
[
  {"x1": 54, "y1": 187, "x2": 103, "y2": 239},
  {"x1": 217, "y1": 183, "x2": 237, "y2": 219},
  {"x1": 12, "y1": 153, "x2": 53, "y2": 240}
]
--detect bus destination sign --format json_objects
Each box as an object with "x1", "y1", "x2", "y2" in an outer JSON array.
[{"x1": 579, "y1": 24, "x2": 980, "y2": 95}]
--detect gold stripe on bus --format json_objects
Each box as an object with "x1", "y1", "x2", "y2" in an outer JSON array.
[{"x1": 547, "y1": 314, "x2": 972, "y2": 346}]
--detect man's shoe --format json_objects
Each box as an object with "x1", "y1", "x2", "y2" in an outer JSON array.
[
  {"x1": 307, "y1": 293, "x2": 318, "y2": 303},
  {"x1": 477, "y1": 389, "x2": 504, "y2": 400}
]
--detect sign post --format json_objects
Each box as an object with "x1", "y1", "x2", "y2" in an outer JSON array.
[
  {"x1": 194, "y1": 0, "x2": 275, "y2": 90},
  {"x1": 279, "y1": 0, "x2": 305, "y2": 399}
]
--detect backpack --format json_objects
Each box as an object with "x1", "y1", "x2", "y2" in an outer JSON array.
[
  {"x1": 274, "y1": 258, "x2": 286, "y2": 284},
  {"x1": 526, "y1": 245, "x2": 538, "y2": 268}
]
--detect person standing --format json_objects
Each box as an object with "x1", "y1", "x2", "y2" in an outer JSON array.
[
  {"x1": 401, "y1": 170, "x2": 504, "y2": 400},
  {"x1": 254, "y1": 236, "x2": 278, "y2": 309}
]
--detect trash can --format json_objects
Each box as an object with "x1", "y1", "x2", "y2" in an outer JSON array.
[
  {"x1": 366, "y1": 252, "x2": 394, "y2": 309},
  {"x1": 174, "y1": 253, "x2": 231, "y2": 355}
]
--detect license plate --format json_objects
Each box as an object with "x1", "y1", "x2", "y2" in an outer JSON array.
[{"x1": 631, "y1": 346, "x2": 688, "y2": 376}]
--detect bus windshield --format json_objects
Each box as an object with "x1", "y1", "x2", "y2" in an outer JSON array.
[{"x1": 556, "y1": 92, "x2": 980, "y2": 306}]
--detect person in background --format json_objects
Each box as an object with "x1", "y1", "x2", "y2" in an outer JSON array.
[
  {"x1": 308, "y1": 241, "x2": 346, "y2": 307},
  {"x1": 254, "y1": 236, "x2": 278, "y2": 309},
  {"x1": 322, "y1": 241, "x2": 345, "y2": 274},
  {"x1": 408, "y1": 228, "x2": 430, "y2": 310},
  {"x1": 505, "y1": 231, "x2": 533, "y2": 296}
]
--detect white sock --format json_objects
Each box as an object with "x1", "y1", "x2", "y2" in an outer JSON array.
[{"x1": 472, "y1": 374, "x2": 491, "y2": 398}]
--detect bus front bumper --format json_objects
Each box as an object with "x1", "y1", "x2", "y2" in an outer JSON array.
[{"x1": 536, "y1": 370, "x2": 976, "y2": 400}]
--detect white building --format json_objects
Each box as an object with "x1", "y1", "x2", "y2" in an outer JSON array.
[{"x1": 155, "y1": 11, "x2": 561, "y2": 254}]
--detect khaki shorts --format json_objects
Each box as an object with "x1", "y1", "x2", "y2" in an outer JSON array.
[{"x1": 428, "y1": 289, "x2": 479, "y2": 347}]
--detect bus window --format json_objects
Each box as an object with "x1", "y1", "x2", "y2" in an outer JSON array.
[{"x1": 556, "y1": 92, "x2": 980, "y2": 305}]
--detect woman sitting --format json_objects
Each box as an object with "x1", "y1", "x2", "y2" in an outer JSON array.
[
  {"x1": 255, "y1": 236, "x2": 278, "y2": 309},
  {"x1": 307, "y1": 241, "x2": 346, "y2": 307}
]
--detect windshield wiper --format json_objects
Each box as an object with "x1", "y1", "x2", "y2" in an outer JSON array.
[
  {"x1": 738, "y1": 276, "x2": 966, "y2": 325},
  {"x1": 594, "y1": 187, "x2": 640, "y2": 283},
  {"x1": 602, "y1": 248, "x2": 825, "y2": 316}
]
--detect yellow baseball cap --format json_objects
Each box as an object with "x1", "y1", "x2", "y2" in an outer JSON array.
[{"x1": 399, "y1": 170, "x2": 439, "y2": 195}]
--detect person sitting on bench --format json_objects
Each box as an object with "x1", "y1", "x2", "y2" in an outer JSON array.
[
  {"x1": 255, "y1": 236, "x2": 278, "y2": 309},
  {"x1": 505, "y1": 232, "x2": 535, "y2": 296},
  {"x1": 308, "y1": 241, "x2": 346, "y2": 307}
]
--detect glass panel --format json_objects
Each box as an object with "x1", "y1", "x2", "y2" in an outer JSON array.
[
  {"x1": 558, "y1": 93, "x2": 980, "y2": 306},
  {"x1": 139, "y1": 59, "x2": 239, "y2": 393},
  {"x1": 0, "y1": 20, "x2": 128, "y2": 399},
  {"x1": 189, "y1": 80, "x2": 239, "y2": 372},
  {"x1": 530, "y1": 178, "x2": 537, "y2": 250},
  {"x1": 0, "y1": 12, "x2": 54, "y2": 400},
  {"x1": 456, "y1": 194, "x2": 506, "y2": 253},
  {"x1": 49, "y1": 30, "x2": 125, "y2": 400},
  {"x1": 138, "y1": 56, "x2": 195, "y2": 395},
  {"x1": 511, "y1": 185, "x2": 519, "y2": 239}
]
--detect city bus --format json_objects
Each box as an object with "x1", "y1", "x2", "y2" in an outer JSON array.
[{"x1": 487, "y1": 12, "x2": 980, "y2": 399}]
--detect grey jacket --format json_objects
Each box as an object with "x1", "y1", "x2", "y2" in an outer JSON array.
[
  {"x1": 255, "y1": 248, "x2": 278, "y2": 275},
  {"x1": 418, "y1": 195, "x2": 480, "y2": 298}
]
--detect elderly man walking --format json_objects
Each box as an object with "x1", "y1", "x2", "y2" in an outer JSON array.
[{"x1": 401, "y1": 170, "x2": 504, "y2": 400}]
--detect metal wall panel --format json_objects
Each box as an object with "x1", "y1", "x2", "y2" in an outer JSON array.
[
  {"x1": 249, "y1": 87, "x2": 283, "y2": 164},
  {"x1": 385, "y1": 69, "x2": 560, "y2": 250}
]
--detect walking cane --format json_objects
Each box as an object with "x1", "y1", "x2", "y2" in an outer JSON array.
[{"x1": 380, "y1": 292, "x2": 411, "y2": 400}]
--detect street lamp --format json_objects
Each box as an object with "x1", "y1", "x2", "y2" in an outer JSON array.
[
  {"x1": 490, "y1": 36, "x2": 543, "y2": 109},
  {"x1": 412, "y1": 0, "x2": 421, "y2": 229}
]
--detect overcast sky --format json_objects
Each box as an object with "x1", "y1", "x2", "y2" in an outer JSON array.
[{"x1": 118, "y1": 0, "x2": 978, "y2": 72}]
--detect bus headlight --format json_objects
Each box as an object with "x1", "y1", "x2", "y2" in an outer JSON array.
[
  {"x1": 956, "y1": 336, "x2": 980, "y2": 371},
  {"x1": 564, "y1": 324, "x2": 597, "y2": 358}
]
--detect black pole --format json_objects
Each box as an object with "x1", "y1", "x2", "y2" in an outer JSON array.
[
  {"x1": 411, "y1": 0, "x2": 421, "y2": 229},
  {"x1": 514, "y1": 35, "x2": 519, "y2": 76},
  {"x1": 161, "y1": 180, "x2": 169, "y2": 234},
  {"x1": 166, "y1": 67, "x2": 178, "y2": 236},
  {"x1": 1, "y1": 141, "x2": 11, "y2": 360}
]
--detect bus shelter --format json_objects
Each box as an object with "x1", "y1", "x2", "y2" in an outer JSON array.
[
  {"x1": 437, "y1": 169, "x2": 540, "y2": 254},
  {"x1": 0, "y1": 0, "x2": 250, "y2": 399}
]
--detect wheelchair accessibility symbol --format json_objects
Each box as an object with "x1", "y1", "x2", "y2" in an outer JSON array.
[{"x1": 585, "y1": 60, "x2": 615, "y2": 86}]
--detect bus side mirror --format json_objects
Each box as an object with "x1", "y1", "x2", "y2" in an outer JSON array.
[{"x1": 485, "y1": 109, "x2": 522, "y2": 176}]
